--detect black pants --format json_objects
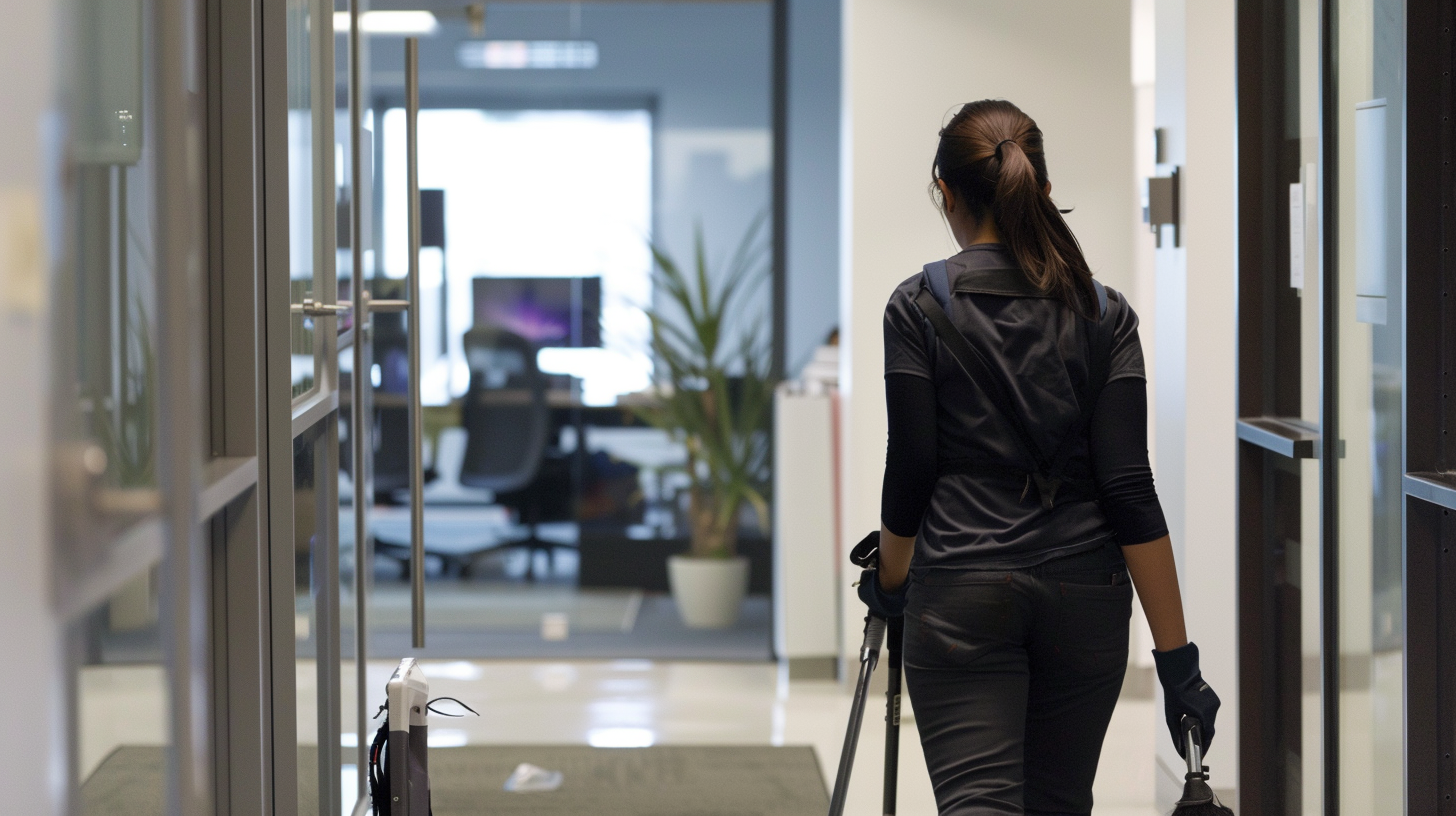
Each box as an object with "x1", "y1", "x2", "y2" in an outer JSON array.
[{"x1": 903, "y1": 546, "x2": 1132, "y2": 816}]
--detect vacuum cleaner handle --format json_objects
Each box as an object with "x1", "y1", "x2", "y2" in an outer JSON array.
[
  {"x1": 828, "y1": 615, "x2": 887, "y2": 816},
  {"x1": 1182, "y1": 716, "x2": 1205, "y2": 777}
]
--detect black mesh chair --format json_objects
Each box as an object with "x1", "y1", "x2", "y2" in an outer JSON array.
[
  {"x1": 372, "y1": 309, "x2": 412, "y2": 503},
  {"x1": 460, "y1": 326, "x2": 575, "y2": 580}
]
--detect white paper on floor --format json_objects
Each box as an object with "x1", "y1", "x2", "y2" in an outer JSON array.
[{"x1": 504, "y1": 762, "x2": 564, "y2": 793}]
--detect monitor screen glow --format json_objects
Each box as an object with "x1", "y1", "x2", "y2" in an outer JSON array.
[{"x1": 472, "y1": 276, "x2": 602, "y2": 348}]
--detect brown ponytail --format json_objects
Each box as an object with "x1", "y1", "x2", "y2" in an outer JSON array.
[{"x1": 930, "y1": 100, "x2": 1097, "y2": 318}]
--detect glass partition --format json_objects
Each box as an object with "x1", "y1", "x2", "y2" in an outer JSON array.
[
  {"x1": 1334, "y1": 0, "x2": 1406, "y2": 811},
  {"x1": 75, "y1": 576, "x2": 170, "y2": 816}
]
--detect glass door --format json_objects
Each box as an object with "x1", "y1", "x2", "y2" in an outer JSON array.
[
  {"x1": 1237, "y1": 0, "x2": 1412, "y2": 812},
  {"x1": 281, "y1": 0, "x2": 348, "y2": 812},
  {"x1": 333, "y1": 13, "x2": 429, "y2": 816},
  {"x1": 1234, "y1": 0, "x2": 1326, "y2": 812},
  {"x1": 1332, "y1": 0, "x2": 1406, "y2": 811},
  {"x1": 54, "y1": 0, "x2": 213, "y2": 812}
]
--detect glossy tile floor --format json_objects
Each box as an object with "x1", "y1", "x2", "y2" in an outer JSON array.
[{"x1": 84, "y1": 658, "x2": 1162, "y2": 815}]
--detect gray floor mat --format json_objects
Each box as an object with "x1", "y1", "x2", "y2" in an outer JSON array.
[{"x1": 82, "y1": 744, "x2": 829, "y2": 816}]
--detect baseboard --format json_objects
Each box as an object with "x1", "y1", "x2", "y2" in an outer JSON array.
[{"x1": 783, "y1": 656, "x2": 838, "y2": 680}]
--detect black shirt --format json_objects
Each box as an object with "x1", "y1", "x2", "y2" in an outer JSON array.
[{"x1": 880, "y1": 244, "x2": 1165, "y2": 570}]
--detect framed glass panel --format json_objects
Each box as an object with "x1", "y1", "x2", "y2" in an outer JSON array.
[
  {"x1": 294, "y1": 419, "x2": 343, "y2": 816},
  {"x1": 1292, "y1": 0, "x2": 1324, "y2": 809},
  {"x1": 55, "y1": 0, "x2": 209, "y2": 809},
  {"x1": 288, "y1": 0, "x2": 339, "y2": 401},
  {"x1": 74, "y1": 573, "x2": 171, "y2": 815},
  {"x1": 54, "y1": 0, "x2": 166, "y2": 606},
  {"x1": 1333, "y1": 0, "x2": 1406, "y2": 810},
  {"x1": 1235, "y1": 0, "x2": 1325, "y2": 810}
]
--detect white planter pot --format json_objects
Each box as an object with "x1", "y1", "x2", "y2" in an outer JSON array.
[{"x1": 668, "y1": 555, "x2": 750, "y2": 629}]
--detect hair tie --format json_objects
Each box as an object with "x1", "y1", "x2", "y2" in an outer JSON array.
[{"x1": 994, "y1": 139, "x2": 1018, "y2": 160}]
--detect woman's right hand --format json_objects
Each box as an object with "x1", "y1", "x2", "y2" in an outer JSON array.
[{"x1": 1153, "y1": 641, "x2": 1220, "y2": 757}]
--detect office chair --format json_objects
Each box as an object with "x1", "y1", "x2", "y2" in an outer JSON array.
[
  {"x1": 371, "y1": 309, "x2": 413, "y2": 504},
  {"x1": 459, "y1": 326, "x2": 575, "y2": 580}
]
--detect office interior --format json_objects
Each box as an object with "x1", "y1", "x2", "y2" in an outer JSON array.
[{"x1": 2, "y1": 0, "x2": 1451, "y2": 814}]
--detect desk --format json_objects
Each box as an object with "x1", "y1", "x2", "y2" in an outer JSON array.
[{"x1": 369, "y1": 388, "x2": 658, "y2": 411}]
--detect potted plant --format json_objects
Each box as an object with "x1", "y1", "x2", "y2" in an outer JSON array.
[{"x1": 641, "y1": 219, "x2": 775, "y2": 628}]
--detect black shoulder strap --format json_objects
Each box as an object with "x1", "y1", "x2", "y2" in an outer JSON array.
[
  {"x1": 913, "y1": 285, "x2": 1051, "y2": 474},
  {"x1": 915, "y1": 265, "x2": 1120, "y2": 510}
]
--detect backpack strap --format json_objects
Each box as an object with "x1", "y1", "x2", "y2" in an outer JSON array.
[
  {"x1": 926, "y1": 258, "x2": 952, "y2": 307},
  {"x1": 915, "y1": 262, "x2": 1119, "y2": 510}
]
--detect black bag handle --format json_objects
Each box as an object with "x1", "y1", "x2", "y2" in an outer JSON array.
[{"x1": 915, "y1": 260, "x2": 1119, "y2": 510}]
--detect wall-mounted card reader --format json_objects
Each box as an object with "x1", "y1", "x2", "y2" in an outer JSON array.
[{"x1": 1148, "y1": 166, "x2": 1181, "y2": 248}]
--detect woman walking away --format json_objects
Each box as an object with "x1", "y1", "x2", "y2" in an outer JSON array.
[{"x1": 855, "y1": 99, "x2": 1220, "y2": 816}]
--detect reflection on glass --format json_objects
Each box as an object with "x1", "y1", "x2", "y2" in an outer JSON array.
[
  {"x1": 380, "y1": 109, "x2": 653, "y2": 406},
  {"x1": 1336, "y1": 0, "x2": 1405, "y2": 811},
  {"x1": 1293, "y1": 0, "x2": 1323, "y2": 810},
  {"x1": 67, "y1": 0, "x2": 159, "y2": 496},
  {"x1": 296, "y1": 425, "x2": 322, "y2": 816},
  {"x1": 75, "y1": 572, "x2": 170, "y2": 815},
  {"x1": 289, "y1": 0, "x2": 336, "y2": 399},
  {"x1": 295, "y1": 421, "x2": 346, "y2": 815},
  {"x1": 339, "y1": 343, "x2": 366, "y2": 815},
  {"x1": 63, "y1": 0, "x2": 182, "y2": 810}
]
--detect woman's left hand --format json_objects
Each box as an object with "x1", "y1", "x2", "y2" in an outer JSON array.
[{"x1": 857, "y1": 568, "x2": 909, "y2": 619}]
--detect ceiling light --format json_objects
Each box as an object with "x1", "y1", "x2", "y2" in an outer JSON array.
[
  {"x1": 457, "y1": 40, "x2": 599, "y2": 70},
  {"x1": 333, "y1": 10, "x2": 439, "y2": 36}
]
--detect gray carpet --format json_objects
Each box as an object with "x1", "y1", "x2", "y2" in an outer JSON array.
[
  {"x1": 83, "y1": 744, "x2": 828, "y2": 816},
  {"x1": 340, "y1": 585, "x2": 644, "y2": 633},
  {"x1": 361, "y1": 595, "x2": 773, "y2": 661}
]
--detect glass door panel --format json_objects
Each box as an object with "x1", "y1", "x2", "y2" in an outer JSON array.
[
  {"x1": 1238, "y1": 0, "x2": 1325, "y2": 810},
  {"x1": 1291, "y1": 0, "x2": 1324, "y2": 810},
  {"x1": 55, "y1": 0, "x2": 165, "y2": 606},
  {"x1": 284, "y1": 0, "x2": 344, "y2": 813},
  {"x1": 55, "y1": 0, "x2": 205, "y2": 808},
  {"x1": 74, "y1": 575, "x2": 170, "y2": 815},
  {"x1": 288, "y1": 0, "x2": 337, "y2": 400},
  {"x1": 1334, "y1": 0, "x2": 1406, "y2": 811},
  {"x1": 295, "y1": 418, "x2": 345, "y2": 816}
]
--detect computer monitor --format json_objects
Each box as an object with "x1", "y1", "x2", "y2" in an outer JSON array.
[{"x1": 471, "y1": 276, "x2": 602, "y2": 348}]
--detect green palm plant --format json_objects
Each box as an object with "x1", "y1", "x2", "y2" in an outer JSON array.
[
  {"x1": 640, "y1": 217, "x2": 776, "y2": 559},
  {"x1": 94, "y1": 297, "x2": 156, "y2": 488}
]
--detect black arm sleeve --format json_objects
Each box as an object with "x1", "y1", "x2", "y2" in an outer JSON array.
[
  {"x1": 1089, "y1": 377, "x2": 1169, "y2": 545},
  {"x1": 881, "y1": 372, "x2": 940, "y2": 538}
]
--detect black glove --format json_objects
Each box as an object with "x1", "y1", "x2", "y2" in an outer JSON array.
[
  {"x1": 850, "y1": 530, "x2": 908, "y2": 618},
  {"x1": 1153, "y1": 642, "x2": 1220, "y2": 757},
  {"x1": 857, "y1": 568, "x2": 908, "y2": 619}
]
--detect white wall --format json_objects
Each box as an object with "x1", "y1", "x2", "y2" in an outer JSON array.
[
  {"x1": 0, "y1": 1, "x2": 64, "y2": 813},
  {"x1": 838, "y1": 0, "x2": 1136, "y2": 661},
  {"x1": 1151, "y1": 0, "x2": 1240, "y2": 806}
]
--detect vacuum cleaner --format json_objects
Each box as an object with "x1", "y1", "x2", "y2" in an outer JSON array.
[{"x1": 1170, "y1": 716, "x2": 1233, "y2": 815}]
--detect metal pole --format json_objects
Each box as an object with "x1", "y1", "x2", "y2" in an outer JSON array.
[
  {"x1": 828, "y1": 616, "x2": 885, "y2": 816},
  {"x1": 348, "y1": 0, "x2": 371, "y2": 790},
  {"x1": 883, "y1": 616, "x2": 904, "y2": 815},
  {"x1": 405, "y1": 37, "x2": 426, "y2": 648}
]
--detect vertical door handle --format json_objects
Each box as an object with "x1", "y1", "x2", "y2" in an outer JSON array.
[
  {"x1": 347, "y1": 0, "x2": 370, "y2": 788},
  {"x1": 405, "y1": 37, "x2": 426, "y2": 649}
]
